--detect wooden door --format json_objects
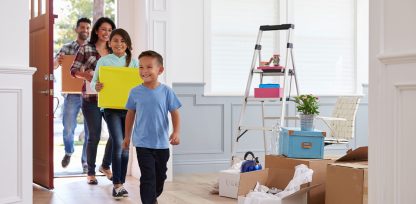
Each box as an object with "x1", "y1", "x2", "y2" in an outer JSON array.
[{"x1": 30, "y1": 0, "x2": 54, "y2": 189}]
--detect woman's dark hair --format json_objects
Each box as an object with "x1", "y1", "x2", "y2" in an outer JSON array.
[
  {"x1": 110, "y1": 28, "x2": 133, "y2": 67},
  {"x1": 90, "y1": 17, "x2": 116, "y2": 45}
]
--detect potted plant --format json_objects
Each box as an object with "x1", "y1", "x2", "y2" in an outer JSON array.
[{"x1": 294, "y1": 94, "x2": 320, "y2": 131}]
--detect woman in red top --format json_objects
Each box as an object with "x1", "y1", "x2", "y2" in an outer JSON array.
[{"x1": 70, "y1": 17, "x2": 116, "y2": 184}]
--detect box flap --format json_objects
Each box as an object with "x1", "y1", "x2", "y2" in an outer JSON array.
[
  {"x1": 336, "y1": 146, "x2": 368, "y2": 162},
  {"x1": 330, "y1": 162, "x2": 368, "y2": 169},
  {"x1": 237, "y1": 169, "x2": 269, "y2": 196},
  {"x1": 283, "y1": 184, "x2": 322, "y2": 200}
]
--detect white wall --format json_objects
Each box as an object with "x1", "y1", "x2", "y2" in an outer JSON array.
[
  {"x1": 1, "y1": 0, "x2": 29, "y2": 67},
  {"x1": 369, "y1": 0, "x2": 416, "y2": 203},
  {"x1": 169, "y1": 0, "x2": 204, "y2": 83},
  {"x1": 120, "y1": 0, "x2": 206, "y2": 85},
  {"x1": 0, "y1": 1, "x2": 35, "y2": 204}
]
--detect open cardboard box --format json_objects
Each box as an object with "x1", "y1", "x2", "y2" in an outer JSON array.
[
  {"x1": 265, "y1": 155, "x2": 334, "y2": 204},
  {"x1": 236, "y1": 168, "x2": 320, "y2": 204},
  {"x1": 325, "y1": 146, "x2": 368, "y2": 204},
  {"x1": 219, "y1": 169, "x2": 268, "y2": 199},
  {"x1": 219, "y1": 168, "x2": 319, "y2": 203}
]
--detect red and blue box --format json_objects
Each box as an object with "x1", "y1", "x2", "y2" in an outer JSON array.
[
  {"x1": 254, "y1": 84, "x2": 282, "y2": 98},
  {"x1": 279, "y1": 127, "x2": 326, "y2": 159}
]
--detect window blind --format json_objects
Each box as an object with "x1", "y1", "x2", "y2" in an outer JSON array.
[
  {"x1": 210, "y1": 0, "x2": 356, "y2": 95},
  {"x1": 210, "y1": 0, "x2": 278, "y2": 94}
]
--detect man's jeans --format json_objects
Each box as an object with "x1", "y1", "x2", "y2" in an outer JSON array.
[
  {"x1": 103, "y1": 109, "x2": 129, "y2": 184},
  {"x1": 82, "y1": 98, "x2": 112, "y2": 176},
  {"x1": 62, "y1": 94, "x2": 88, "y2": 164}
]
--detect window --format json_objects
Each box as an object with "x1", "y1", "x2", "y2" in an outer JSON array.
[
  {"x1": 209, "y1": 0, "x2": 278, "y2": 95},
  {"x1": 288, "y1": 0, "x2": 356, "y2": 94},
  {"x1": 208, "y1": 0, "x2": 361, "y2": 95}
]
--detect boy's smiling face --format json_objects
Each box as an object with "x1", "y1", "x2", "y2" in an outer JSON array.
[{"x1": 139, "y1": 56, "x2": 164, "y2": 84}]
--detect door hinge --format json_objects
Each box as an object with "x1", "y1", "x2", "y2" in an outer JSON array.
[{"x1": 44, "y1": 74, "x2": 55, "y2": 81}]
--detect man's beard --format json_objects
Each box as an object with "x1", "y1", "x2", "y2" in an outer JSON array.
[{"x1": 79, "y1": 33, "x2": 88, "y2": 41}]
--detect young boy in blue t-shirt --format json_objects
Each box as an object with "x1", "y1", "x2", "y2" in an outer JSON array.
[{"x1": 123, "y1": 50, "x2": 181, "y2": 204}]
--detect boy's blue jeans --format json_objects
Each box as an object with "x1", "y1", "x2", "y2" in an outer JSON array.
[
  {"x1": 103, "y1": 109, "x2": 129, "y2": 184},
  {"x1": 82, "y1": 98, "x2": 112, "y2": 176},
  {"x1": 62, "y1": 94, "x2": 88, "y2": 164},
  {"x1": 136, "y1": 147, "x2": 170, "y2": 204}
]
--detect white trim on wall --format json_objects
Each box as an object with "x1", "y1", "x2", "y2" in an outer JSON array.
[
  {"x1": 203, "y1": 0, "x2": 211, "y2": 94},
  {"x1": 377, "y1": 51, "x2": 416, "y2": 65},
  {"x1": 0, "y1": 66, "x2": 37, "y2": 75}
]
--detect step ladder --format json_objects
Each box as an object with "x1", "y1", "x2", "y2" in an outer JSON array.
[{"x1": 231, "y1": 24, "x2": 300, "y2": 161}]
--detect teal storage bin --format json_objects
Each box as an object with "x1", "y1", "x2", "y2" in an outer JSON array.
[{"x1": 279, "y1": 127, "x2": 326, "y2": 159}]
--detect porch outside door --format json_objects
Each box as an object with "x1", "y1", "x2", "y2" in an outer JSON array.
[{"x1": 30, "y1": 0, "x2": 54, "y2": 189}]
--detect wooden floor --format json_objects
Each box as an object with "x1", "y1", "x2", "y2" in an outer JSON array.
[{"x1": 33, "y1": 174, "x2": 236, "y2": 204}]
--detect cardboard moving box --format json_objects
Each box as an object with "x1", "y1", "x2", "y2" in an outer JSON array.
[
  {"x1": 265, "y1": 155, "x2": 334, "y2": 204},
  {"x1": 325, "y1": 146, "x2": 368, "y2": 204},
  {"x1": 61, "y1": 55, "x2": 83, "y2": 93},
  {"x1": 236, "y1": 168, "x2": 320, "y2": 204},
  {"x1": 238, "y1": 185, "x2": 318, "y2": 204},
  {"x1": 219, "y1": 169, "x2": 268, "y2": 199}
]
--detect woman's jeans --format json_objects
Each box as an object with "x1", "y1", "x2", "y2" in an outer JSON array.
[
  {"x1": 81, "y1": 98, "x2": 112, "y2": 176},
  {"x1": 103, "y1": 109, "x2": 129, "y2": 184},
  {"x1": 62, "y1": 94, "x2": 88, "y2": 164}
]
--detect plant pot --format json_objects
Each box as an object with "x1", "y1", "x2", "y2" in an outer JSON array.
[{"x1": 300, "y1": 114, "x2": 315, "y2": 131}]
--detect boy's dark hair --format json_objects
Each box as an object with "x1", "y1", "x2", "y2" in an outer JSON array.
[
  {"x1": 138, "y1": 50, "x2": 164, "y2": 66},
  {"x1": 76, "y1": 18, "x2": 91, "y2": 28},
  {"x1": 90, "y1": 17, "x2": 116, "y2": 45},
  {"x1": 110, "y1": 28, "x2": 133, "y2": 67}
]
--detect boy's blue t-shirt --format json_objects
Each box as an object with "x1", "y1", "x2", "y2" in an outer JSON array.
[{"x1": 125, "y1": 84, "x2": 182, "y2": 149}]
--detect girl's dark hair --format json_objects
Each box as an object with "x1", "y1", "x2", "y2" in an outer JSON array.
[
  {"x1": 90, "y1": 17, "x2": 116, "y2": 45},
  {"x1": 109, "y1": 28, "x2": 133, "y2": 67}
]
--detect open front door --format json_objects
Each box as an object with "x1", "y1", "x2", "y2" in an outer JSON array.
[{"x1": 30, "y1": 0, "x2": 54, "y2": 189}]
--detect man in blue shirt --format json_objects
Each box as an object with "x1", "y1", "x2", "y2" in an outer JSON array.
[{"x1": 54, "y1": 18, "x2": 91, "y2": 173}]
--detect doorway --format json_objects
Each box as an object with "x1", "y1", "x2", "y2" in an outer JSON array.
[{"x1": 52, "y1": 0, "x2": 117, "y2": 177}]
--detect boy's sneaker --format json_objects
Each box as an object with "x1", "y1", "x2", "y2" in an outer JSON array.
[
  {"x1": 61, "y1": 155, "x2": 71, "y2": 168},
  {"x1": 99, "y1": 165, "x2": 112, "y2": 180},
  {"x1": 112, "y1": 187, "x2": 124, "y2": 199},
  {"x1": 119, "y1": 186, "x2": 129, "y2": 197}
]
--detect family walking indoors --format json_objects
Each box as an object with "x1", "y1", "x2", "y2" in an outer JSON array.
[{"x1": 55, "y1": 17, "x2": 181, "y2": 203}]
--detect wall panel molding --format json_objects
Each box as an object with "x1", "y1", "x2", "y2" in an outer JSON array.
[
  {"x1": 0, "y1": 88, "x2": 23, "y2": 203},
  {"x1": 393, "y1": 84, "x2": 416, "y2": 203},
  {"x1": 152, "y1": 0, "x2": 166, "y2": 11},
  {"x1": 0, "y1": 66, "x2": 36, "y2": 75},
  {"x1": 174, "y1": 94, "x2": 225, "y2": 155},
  {"x1": 377, "y1": 51, "x2": 416, "y2": 65}
]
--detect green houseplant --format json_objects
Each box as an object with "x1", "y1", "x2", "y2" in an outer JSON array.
[{"x1": 294, "y1": 94, "x2": 320, "y2": 131}]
